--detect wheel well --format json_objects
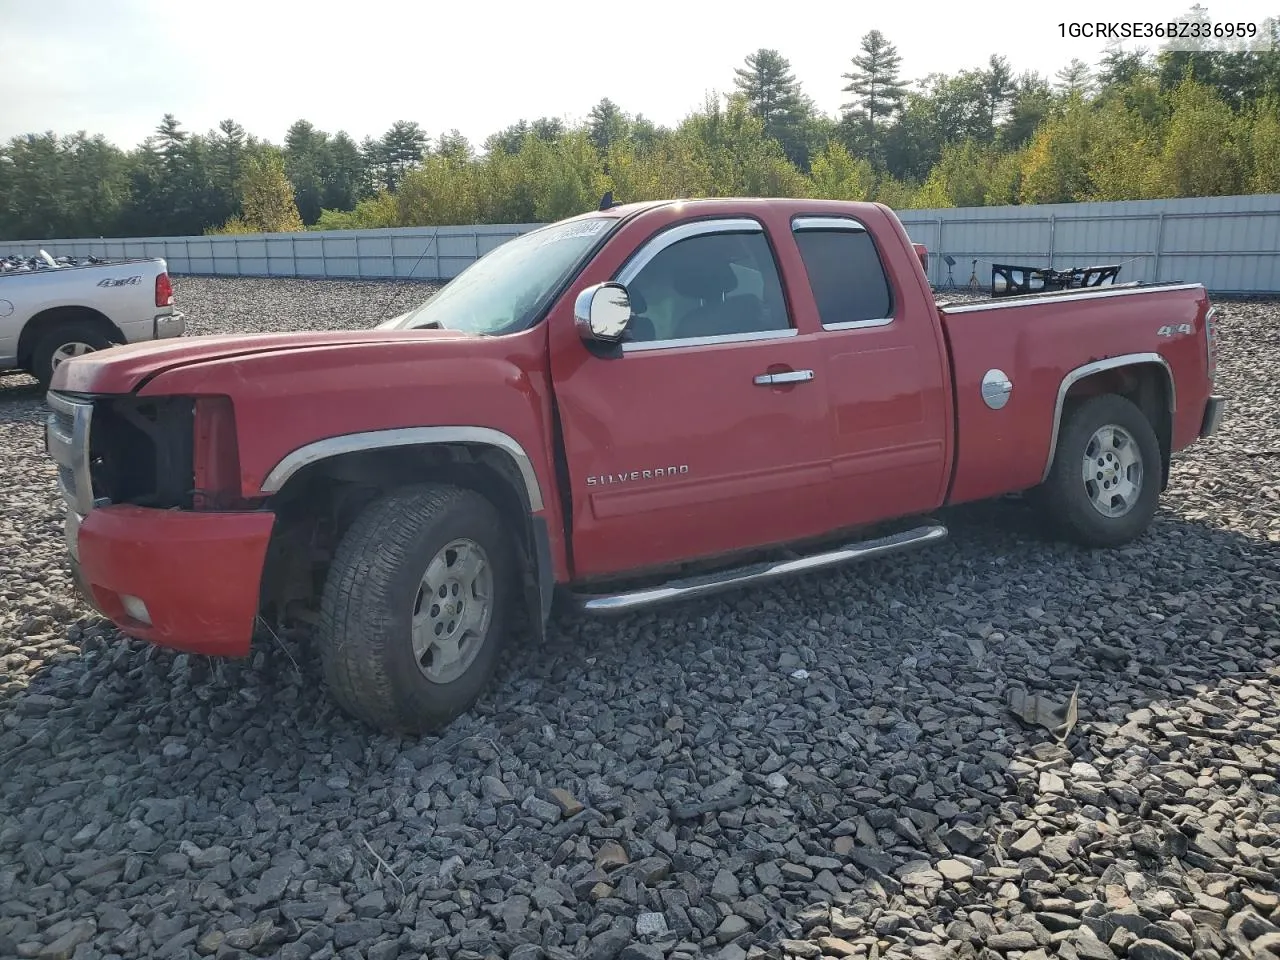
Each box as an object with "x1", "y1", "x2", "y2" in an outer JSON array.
[
  {"x1": 259, "y1": 442, "x2": 536, "y2": 623},
  {"x1": 1062, "y1": 362, "x2": 1173, "y2": 488},
  {"x1": 17, "y1": 305, "x2": 123, "y2": 369}
]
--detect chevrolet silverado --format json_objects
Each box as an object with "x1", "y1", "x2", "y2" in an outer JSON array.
[{"x1": 44, "y1": 198, "x2": 1225, "y2": 733}]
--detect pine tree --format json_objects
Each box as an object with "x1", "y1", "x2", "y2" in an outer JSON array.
[
  {"x1": 841, "y1": 31, "x2": 908, "y2": 133},
  {"x1": 377, "y1": 121, "x2": 428, "y2": 189},
  {"x1": 154, "y1": 114, "x2": 188, "y2": 167},
  {"x1": 1096, "y1": 41, "x2": 1151, "y2": 89},
  {"x1": 588, "y1": 98, "x2": 630, "y2": 155},
  {"x1": 436, "y1": 130, "x2": 472, "y2": 162},
  {"x1": 284, "y1": 119, "x2": 328, "y2": 225},
  {"x1": 1055, "y1": 59, "x2": 1094, "y2": 96},
  {"x1": 1000, "y1": 73, "x2": 1054, "y2": 147},
  {"x1": 733, "y1": 49, "x2": 813, "y2": 166},
  {"x1": 983, "y1": 55, "x2": 1016, "y2": 132},
  {"x1": 322, "y1": 132, "x2": 367, "y2": 211}
]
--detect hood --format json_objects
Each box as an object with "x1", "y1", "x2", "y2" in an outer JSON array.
[{"x1": 51, "y1": 328, "x2": 474, "y2": 396}]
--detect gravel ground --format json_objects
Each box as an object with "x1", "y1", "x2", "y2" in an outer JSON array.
[{"x1": 1, "y1": 276, "x2": 1278, "y2": 960}]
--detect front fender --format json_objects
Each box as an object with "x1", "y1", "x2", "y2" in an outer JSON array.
[
  {"x1": 136, "y1": 329, "x2": 570, "y2": 588},
  {"x1": 135, "y1": 335, "x2": 555, "y2": 505}
]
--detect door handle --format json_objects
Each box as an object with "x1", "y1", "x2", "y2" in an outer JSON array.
[{"x1": 754, "y1": 369, "x2": 815, "y2": 386}]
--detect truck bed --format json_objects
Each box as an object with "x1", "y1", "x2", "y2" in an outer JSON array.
[
  {"x1": 933, "y1": 279, "x2": 1190, "y2": 309},
  {"x1": 0, "y1": 257, "x2": 157, "y2": 279},
  {"x1": 938, "y1": 279, "x2": 1211, "y2": 506}
]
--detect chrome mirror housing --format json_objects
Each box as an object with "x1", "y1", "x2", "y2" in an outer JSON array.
[{"x1": 574, "y1": 282, "x2": 632, "y2": 344}]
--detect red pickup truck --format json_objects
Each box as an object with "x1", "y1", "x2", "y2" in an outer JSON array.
[{"x1": 45, "y1": 198, "x2": 1225, "y2": 733}]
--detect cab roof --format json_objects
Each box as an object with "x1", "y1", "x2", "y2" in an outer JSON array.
[{"x1": 563, "y1": 196, "x2": 891, "y2": 223}]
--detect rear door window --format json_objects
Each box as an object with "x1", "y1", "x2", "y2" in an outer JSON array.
[{"x1": 792, "y1": 220, "x2": 894, "y2": 329}]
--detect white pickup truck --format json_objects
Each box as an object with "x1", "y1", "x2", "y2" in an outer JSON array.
[{"x1": 0, "y1": 251, "x2": 186, "y2": 388}]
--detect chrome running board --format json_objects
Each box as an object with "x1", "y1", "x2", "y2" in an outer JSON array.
[{"x1": 569, "y1": 523, "x2": 948, "y2": 616}]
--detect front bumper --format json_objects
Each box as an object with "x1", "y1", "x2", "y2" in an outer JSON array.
[
  {"x1": 49, "y1": 390, "x2": 273, "y2": 657},
  {"x1": 66, "y1": 505, "x2": 275, "y2": 657},
  {"x1": 1200, "y1": 395, "x2": 1226, "y2": 437},
  {"x1": 155, "y1": 310, "x2": 186, "y2": 340}
]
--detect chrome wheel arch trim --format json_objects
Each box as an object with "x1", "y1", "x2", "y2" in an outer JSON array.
[
  {"x1": 259, "y1": 426, "x2": 545, "y2": 511},
  {"x1": 1041, "y1": 352, "x2": 1174, "y2": 484}
]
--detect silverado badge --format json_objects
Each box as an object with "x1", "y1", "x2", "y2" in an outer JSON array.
[{"x1": 586, "y1": 465, "x2": 690, "y2": 486}]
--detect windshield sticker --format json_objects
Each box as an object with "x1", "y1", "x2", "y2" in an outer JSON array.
[{"x1": 532, "y1": 220, "x2": 609, "y2": 248}]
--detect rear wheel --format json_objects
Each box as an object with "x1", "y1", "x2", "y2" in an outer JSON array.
[
  {"x1": 31, "y1": 321, "x2": 113, "y2": 389},
  {"x1": 317, "y1": 484, "x2": 515, "y2": 734},
  {"x1": 1037, "y1": 394, "x2": 1161, "y2": 548}
]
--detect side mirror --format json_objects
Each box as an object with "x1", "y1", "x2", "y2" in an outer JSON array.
[{"x1": 574, "y1": 282, "x2": 632, "y2": 344}]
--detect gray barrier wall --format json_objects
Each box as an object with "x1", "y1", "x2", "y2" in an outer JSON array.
[
  {"x1": 6, "y1": 193, "x2": 1279, "y2": 293},
  {"x1": 4, "y1": 223, "x2": 543, "y2": 282},
  {"x1": 898, "y1": 193, "x2": 1280, "y2": 294}
]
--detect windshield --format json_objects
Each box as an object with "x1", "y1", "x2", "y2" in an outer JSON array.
[{"x1": 397, "y1": 217, "x2": 615, "y2": 335}]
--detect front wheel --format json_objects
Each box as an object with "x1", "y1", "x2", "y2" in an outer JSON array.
[
  {"x1": 317, "y1": 484, "x2": 515, "y2": 734},
  {"x1": 1036, "y1": 394, "x2": 1162, "y2": 548}
]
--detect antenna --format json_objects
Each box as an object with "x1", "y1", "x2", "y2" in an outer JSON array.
[
  {"x1": 380, "y1": 223, "x2": 444, "y2": 320},
  {"x1": 598, "y1": 190, "x2": 616, "y2": 211}
]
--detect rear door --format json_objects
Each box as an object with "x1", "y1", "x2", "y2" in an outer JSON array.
[
  {"x1": 788, "y1": 215, "x2": 951, "y2": 527},
  {"x1": 551, "y1": 217, "x2": 833, "y2": 580}
]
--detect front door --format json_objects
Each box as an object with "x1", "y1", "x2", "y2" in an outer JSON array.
[{"x1": 551, "y1": 218, "x2": 832, "y2": 580}]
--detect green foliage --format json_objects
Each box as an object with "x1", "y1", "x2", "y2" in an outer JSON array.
[
  {"x1": 809, "y1": 142, "x2": 875, "y2": 201},
  {"x1": 1158, "y1": 78, "x2": 1245, "y2": 197},
  {"x1": 872, "y1": 175, "x2": 921, "y2": 209},
  {"x1": 210, "y1": 150, "x2": 304, "y2": 234},
  {"x1": 0, "y1": 132, "x2": 132, "y2": 239},
  {"x1": 1018, "y1": 95, "x2": 1096, "y2": 203},
  {"x1": 3, "y1": 8, "x2": 1280, "y2": 242},
  {"x1": 915, "y1": 140, "x2": 1018, "y2": 207},
  {"x1": 1244, "y1": 99, "x2": 1280, "y2": 191},
  {"x1": 315, "y1": 190, "x2": 398, "y2": 230},
  {"x1": 1085, "y1": 98, "x2": 1163, "y2": 201}
]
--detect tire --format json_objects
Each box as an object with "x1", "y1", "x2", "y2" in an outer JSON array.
[
  {"x1": 317, "y1": 484, "x2": 516, "y2": 734},
  {"x1": 1037, "y1": 393, "x2": 1162, "y2": 548},
  {"x1": 31, "y1": 321, "x2": 113, "y2": 390}
]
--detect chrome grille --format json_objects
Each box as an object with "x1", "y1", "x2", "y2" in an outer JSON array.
[
  {"x1": 45, "y1": 393, "x2": 95, "y2": 516},
  {"x1": 58, "y1": 465, "x2": 76, "y2": 499}
]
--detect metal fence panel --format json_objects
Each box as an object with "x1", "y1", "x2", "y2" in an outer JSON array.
[{"x1": 4, "y1": 200, "x2": 1278, "y2": 293}]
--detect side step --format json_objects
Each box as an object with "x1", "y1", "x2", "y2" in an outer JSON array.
[{"x1": 568, "y1": 523, "x2": 948, "y2": 616}]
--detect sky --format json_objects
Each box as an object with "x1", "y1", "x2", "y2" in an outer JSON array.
[{"x1": 0, "y1": 0, "x2": 1276, "y2": 151}]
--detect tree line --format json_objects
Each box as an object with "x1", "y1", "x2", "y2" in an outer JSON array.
[{"x1": 1, "y1": 11, "x2": 1278, "y2": 240}]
